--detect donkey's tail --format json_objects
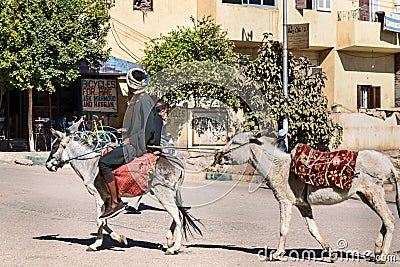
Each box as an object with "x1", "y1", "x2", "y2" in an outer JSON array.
[
  {"x1": 164, "y1": 154, "x2": 203, "y2": 239},
  {"x1": 389, "y1": 163, "x2": 400, "y2": 218},
  {"x1": 394, "y1": 173, "x2": 400, "y2": 218},
  {"x1": 174, "y1": 163, "x2": 203, "y2": 240},
  {"x1": 178, "y1": 205, "x2": 203, "y2": 240}
]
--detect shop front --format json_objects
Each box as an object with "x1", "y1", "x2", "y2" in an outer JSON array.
[{"x1": 0, "y1": 57, "x2": 140, "y2": 151}]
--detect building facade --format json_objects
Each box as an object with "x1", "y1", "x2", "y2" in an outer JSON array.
[
  {"x1": 3, "y1": 0, "x2": 400, "y2": 150},
  {"x1": 109, "y1": 0, "x2": 400, "y2": 111},
  {"x1": 106, "y1": 0, "x2": 400, "y2": 149}
]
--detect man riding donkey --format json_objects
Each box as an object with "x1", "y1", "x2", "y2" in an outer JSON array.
[{"x1": 98, "y1": 67, "x2": 164, "y2": 219}]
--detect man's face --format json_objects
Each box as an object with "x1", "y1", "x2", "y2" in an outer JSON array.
[{"x1": 158, "y1": 109, "x2": 167, "y2": 119}]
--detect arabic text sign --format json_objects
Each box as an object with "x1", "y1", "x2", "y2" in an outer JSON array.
[
  {"x1": 81, "y1": 78, "x2": 118, "y2": 114},
  {"x1": 287, "y1": 23, "x2": 309, "y2": 49}
]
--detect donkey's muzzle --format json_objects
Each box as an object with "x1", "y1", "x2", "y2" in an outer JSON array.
[
  {"x1": 45, "y1": 159, "x2": 61, "y2": 172},
  {"x1": 211, "y1": 151, "x2": 223, "y2": 167}
]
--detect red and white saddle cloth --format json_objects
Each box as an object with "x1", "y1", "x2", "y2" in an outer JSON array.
[
  {"x1": 102, "y1": 148, "x2": 159, "y2": 197},
  {"x1": 290, "y1": 143, "x2": 358, "y2": 190}
]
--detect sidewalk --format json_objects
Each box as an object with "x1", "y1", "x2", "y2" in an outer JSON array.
[
  {"x1": 0, "y1": 151, "x2": 261, "y2": 184},
  {"x1": 1, "y1": 151, "x2": 396, "y2": 191},
  {"x1": 0, "y1": 151, "x2": 49, "y2": 165}
]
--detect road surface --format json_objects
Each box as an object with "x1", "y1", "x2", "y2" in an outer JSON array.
[{"x1": 0, "y1": 163, "x2": 399, "y2": 266}]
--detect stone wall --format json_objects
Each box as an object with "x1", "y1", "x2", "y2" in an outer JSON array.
[{"x1": 331, "y1": 112, "x2": 400, "y2": 150}]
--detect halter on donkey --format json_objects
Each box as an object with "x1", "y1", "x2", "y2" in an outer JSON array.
[{"x1": 45, "y1": 118, "x2": 202, "y2": 254}]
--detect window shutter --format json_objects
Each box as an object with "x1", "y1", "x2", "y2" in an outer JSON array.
[
  {"x1": 367, "y1": 87, "x2": 374, "y2": 108},
  {"x1": 372, "y1": 86, "x2": 381, "y2": 108},
  {"x1": 357, "y1": 85, "x2": 361, "y2": 109},
  {"x1": 359, "y1": 0, "x2": 370, "y2": 21},
  {"x1": 296, "y1": 0, "x2": 307, "y2": 9}
]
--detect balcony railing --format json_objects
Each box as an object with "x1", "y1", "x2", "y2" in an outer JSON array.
[
  {"x1": 337, "y1": 8, "x2": 361, "y2": 21},
  {"x1": 337, "y1": 5, "x2": 378, "y2": 22}
]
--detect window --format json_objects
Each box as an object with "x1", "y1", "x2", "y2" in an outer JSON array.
[
  {"x1": 295, "y1": 0, "x2": 331, "y2": 11},
  {"x1": 222, "y1": 0, "x2": 276, "y2": 7},
  {"x1": 222, "y1": 0, "x2": 241, "y2": 4},
  {"x1": 316, "y1": 0, "x2": 331, "y2": 11},
  {"x1": 357, "y1": 85, "x2": 381, "y2": 109}
]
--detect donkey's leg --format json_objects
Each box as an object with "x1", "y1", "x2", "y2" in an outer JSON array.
[
  {"x1": 358, "y1": 188, "x2": 395, "y2": 262},
  {"x1": 297, "y1": 204, "x2": 331, "y2": 252},
  {"x1": 152, "y1": 184, "x2": 182, "y2": 255},
  {"x1": 357, "y1": 192, "x2": 385, "y2": 256},
  {"x1": 271, "y1": 200, "x2": 292, "y2": 260},
  {"x1": 103, "y1": 223, "x2": 128, "y2": 246},
  {"x1": 167, "y1": 221, "x2": 177, "y2": 248},
  {"x1": 87, "y1": 222, "x2": 105, "y2": 251},
  {"x1": 162, "y1": 204, "x2": 182, "y2": 255},
  {"x1": 84, "y1": 184, "x2": 108, "y2": 251}
]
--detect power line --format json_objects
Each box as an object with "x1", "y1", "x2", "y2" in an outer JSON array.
[{"x1": 109, "y1": 20, "x2": 141, "y2": 62}]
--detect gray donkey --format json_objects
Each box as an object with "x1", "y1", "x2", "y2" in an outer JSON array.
[
  {"x1": 214, "y1": 131, "x2": 399, "y2": 263},
  {"x1": 46, "y1": 118, "x2": 202, "y2": 254}
]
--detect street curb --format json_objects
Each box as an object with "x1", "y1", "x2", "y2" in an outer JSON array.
[
  {"x1": 0, "y1": 152, "x2": 49, "y2": 166},
  {"x1": 0, "y1": 152, "x2": 396, "y2": 191}
]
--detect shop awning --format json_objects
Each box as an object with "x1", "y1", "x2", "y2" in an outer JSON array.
[{"x1": 79, "y1": 56, "x2": 142, "y2": 75}]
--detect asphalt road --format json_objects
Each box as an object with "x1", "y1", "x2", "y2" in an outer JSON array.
[{"x1": 0, "y1": 162, "x2": 400, "y2": 266}]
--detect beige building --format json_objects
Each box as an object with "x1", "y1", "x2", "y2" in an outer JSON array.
[{"x1": 107, "y1": 0, "x2": 400, "y2": 150}]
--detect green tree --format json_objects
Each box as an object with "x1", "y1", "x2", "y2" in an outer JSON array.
[
  {"x1": 239, "y1": 34, "x2": 342, "y2": 150},
  {"x1": 141, "y1": 16, "x2": 240, "y2": 109},
  {"x1": 0, "y1": 0, "x2": 110, "y2": 151}
]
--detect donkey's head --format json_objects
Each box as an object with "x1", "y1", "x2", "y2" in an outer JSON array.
[
  {"x1": 212, "y1": 131, "x2": 265, "y2": 166},
  {"x1": 45, "y1": 117, "x2": 84, "y2": 172}
]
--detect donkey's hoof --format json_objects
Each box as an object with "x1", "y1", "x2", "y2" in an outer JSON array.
[
  {"x1": 165, "y1": 248, "x2": 178, "y2": 255},
  {"x1": 329, "y1": 251, "x2": 339, "y2": 262},
  {"x1": 270, "y1": 251, "x2": 285, "y2": 261},
  {"x1": 120, "y1": 235, "x2": 128, "y2": 246},
  {"x1": 167, "y1": 241, "x2": 175, "y2": 248},
  {"x1": 86, "y1": 246, "x2": 97, "y2": 252}
]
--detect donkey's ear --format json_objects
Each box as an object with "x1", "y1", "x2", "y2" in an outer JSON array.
[
  {"x1": 67, "y1": 116, "x2": 84, "y2": 134},
  {"x1": 253, "y1": 129, "x2": 269, "y2": 139},
  {"x1": 51, "y1": 128, "x2": 64, "y2": 139},
  {"x1": 249, "y1": 138, "x2": 263, "y2": 145}
]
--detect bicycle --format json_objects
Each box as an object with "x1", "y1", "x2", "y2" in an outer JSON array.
[{"x1": 75, "y1": 115, "x2": 120, "y2": 149}]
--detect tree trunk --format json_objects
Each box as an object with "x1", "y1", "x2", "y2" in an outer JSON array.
[{"x1": 28, "y1": 88, "x2": 35, "y2": 151}]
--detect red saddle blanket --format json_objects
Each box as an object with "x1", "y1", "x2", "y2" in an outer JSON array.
[
  {"x1": 102, "y1": 149, "x2": 159, "y2": 197},
  {"x1": 290, "y1": 143, "x2": 358, "y2": 190}
]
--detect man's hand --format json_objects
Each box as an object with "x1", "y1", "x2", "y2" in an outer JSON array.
[
  {"x1": 118, "y1": 128, "x2": 127, "y2": 133},
  {"x1": 122, "y1": 138, "x2": 130, "y2": 145}
]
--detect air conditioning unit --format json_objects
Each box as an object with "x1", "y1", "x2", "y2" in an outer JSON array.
[{"x1": 309, "y1": 66, "x2": 323, "y2": 75}]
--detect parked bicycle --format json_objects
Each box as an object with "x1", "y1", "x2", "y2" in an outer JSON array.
[{"x1": 75, "y1": 115, "x2": 120, "y2": 149}]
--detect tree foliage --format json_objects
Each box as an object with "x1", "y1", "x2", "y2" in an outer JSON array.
[
  {"x1": 0, "y1": 0, "x2": 111, "y2": 92},
  {"x1": 239, "y1": 34, "x2": 343, "y2": 150},
  {"x1": 142, "y1": 16, "x2": 240, "y2": 109}
]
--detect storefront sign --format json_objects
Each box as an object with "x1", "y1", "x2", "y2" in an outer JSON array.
[{"x1": 81, "y1": 78, "x2": 118, "y2": 114}]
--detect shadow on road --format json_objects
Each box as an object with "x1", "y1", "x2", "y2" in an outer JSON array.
[
  {"x1": 32, "y1": 234, "x2": 396, "y2": 262},
  {"x1": 136, "y1": 203, "x2": 165, "y2": 212},
  {"x1": 33, "y1": 234, "x2": 165, "y2": 252},
  {"x1": 186, "y1": 244, "x2": 379, "y2": 262}
]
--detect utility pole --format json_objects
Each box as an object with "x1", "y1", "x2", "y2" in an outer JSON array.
[{"x1": 282, "y1": 0, "x2": 289, "y2": 148}]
